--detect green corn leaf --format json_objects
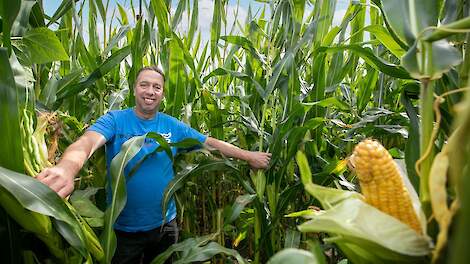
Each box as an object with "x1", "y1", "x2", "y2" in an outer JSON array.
[
  {"x1": 0, "y1": 207, "x2": 22, "y2": 263},
  {"x1": 317, "y1": 45, "x2": 412, "y2": 79},
  {"x1": 210, "y1": 0, "x2": 222, "y2": 60},
  {"x1": 424, "y1": 16, "x2": 470, "y2": 42},
  {"x1": 22, "y1": 27, "x2": 69, "y2": 64},
  {"x1": 150, "y1": 234, "x2": 218, "y2": 264},
  {"x1": 47, "y1": 0, "x2": 75, "y2": 26},
  {"x1": 203, "y1": 67, "x2": 265, "y2": 98},
  {"x1": 56, "y1": 45, "x2": 131, "y2": 100},
  {"x1": 171, "y1": 0, "x2": 186, "y2": 30},
  {"x1": 284, "y1": 229, "x2": 301, "y2": 249},
  {"x1": 401, "y1": 86, "x2": 421, "y2": 191},
  {"x1": 101, "y1": 135, "x2": 146, "y2": 263},
  {"x1": 127, "y1": 19, "x2": 145, "y2": 106},
  {"x1": 226, "y1": 194, "x2": 256, "y2": 224},
  {"x1": 265, "y1": 19, "x2": 318, "y2": 99},
  {"x1": 117, "y1": 3, "x2": 129, "y2": 25},
  {"x1": 174, "y1": 241, "x2": 248, "y2": 264},
  {"x1": 87, "y1": 0, "x2": 100, "y2": 57},
  {"x1": 70, "y1": 188, "x2": 105, "y2": 219},
  {"x1": 356, "y1": 66, "x2": 379, "y2": 114},
  {"x1": 0, "y1": 186, "x2": 66, "y2": 261},
  {"x1": 150, "y1": 0, "x2": 171, "y2": 40},
  {"x1": 102, "y1": 25, "x2": 131, "y2": 55},
  {"x1": 187, "y1": 0, "x2": 198, "y2": 46},
  {"x1": 10, "y1": 0, "x2": 36, "y2": 37},
  {"x1": 173, "y1": 32, "x2": 198, "y2": 76},
  {"x1": 167, "y1": 36, "x2": 186, "y2": 118},
  {"x1": 41, "y1": 69, "x2": 83, "y2": 109},
  {"x1": 379, "y1": 0, "x2": 439, "y2": 45},
  {"x1": 302, "y1": 97, "x2": 350, "y2": 111},
  {"x1": 402, "y1": 40, "x2": 462, "y2": 80},
  {"x1": 0, "y1": 48, "x2": 24, "y2": 172},
  {"x1": 363, "y1": 25, "x2": 407, "y2": 58},
  {"x1": 0, "y1": 166, "x2": 88, "y2": 257},
  {"x1": 0, "y1": 0, "x2": 21, "y2": 54},
  {"x1": 220, "y1": 35, "x2": 267, "y2": 65},
  {"x1": 295, "y1": 151, "x2": 312, "y2": 187},
  {"x1": 379, "y1": 0, "x2": 463, "y2": 79}
]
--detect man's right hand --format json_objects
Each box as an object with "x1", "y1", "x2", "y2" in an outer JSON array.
[
  {"x1": 37, "y1": 161, "x2": 76, "y2": 198},
  {"x1": 36, "y1": 131, "x2": 106, "y2": 198}
]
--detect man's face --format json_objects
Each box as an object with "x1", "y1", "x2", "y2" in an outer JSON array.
[{"x1": 134, "y1": 70, "x2": 165, "y2": 118}]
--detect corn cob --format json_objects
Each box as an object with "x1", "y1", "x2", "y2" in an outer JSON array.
[{"x1": 350, "y1": 139, "x2": 422, "y2": 234}]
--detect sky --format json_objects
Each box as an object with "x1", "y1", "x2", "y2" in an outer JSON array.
[{"x1": 43, "y1": 0, "x2": 350, "y2": 43}]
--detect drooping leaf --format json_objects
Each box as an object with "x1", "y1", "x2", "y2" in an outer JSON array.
[
  {"x1": 363, "y1": 25, "x2": 406, "y2": 58},
  {"x1": 150, "y1": 234, "x2": 218, "y2": 264},
  {"x1": 317, "y1": 45, "x2": 412, "y2": 79},
  {"x1": 0, "y1": 167, "x2": 88, "y2": 257},
  {"x1": 174, "y1": 241, "x2": 248, "y2": 264}
]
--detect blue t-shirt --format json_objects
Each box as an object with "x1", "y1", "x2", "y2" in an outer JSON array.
[{"x1": 88, "y1": 108, "x2": 207, "y2": 232}]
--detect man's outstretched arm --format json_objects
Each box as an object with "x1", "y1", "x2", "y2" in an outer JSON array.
[
  {"x1": 37, "y1": 131, "x2": 106, "y2": 198},
  {"x1": 204, "y1": 137, "x2": 271, "y2": 169}
]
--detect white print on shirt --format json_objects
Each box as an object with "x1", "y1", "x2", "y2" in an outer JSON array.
[{"x1": 160, "y1": 132, "x2": 172, "y2": 143}]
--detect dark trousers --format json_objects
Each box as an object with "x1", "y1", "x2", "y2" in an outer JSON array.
[{"x1": 112, "y1": 219, "x2": 178, "y2": 264}]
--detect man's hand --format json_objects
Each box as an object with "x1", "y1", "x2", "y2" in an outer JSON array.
[
  {"x1": 36, "y1": 131, "x2": 106, "y2": 198},
  {"x1": 246, "y1": 151, "x2": 272, "y2": 169},
  {"x1": 205, "y1": 137, "x2": 273, "y2": 169},
  {"x1": 37, "y1": 161, "x2": 76, "y2": 198}
]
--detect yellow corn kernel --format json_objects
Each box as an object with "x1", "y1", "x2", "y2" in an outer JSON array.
[{"x1": 351, "y1": 139, "x2": 422, "y2": 234}]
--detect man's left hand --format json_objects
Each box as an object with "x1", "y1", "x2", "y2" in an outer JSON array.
[{"x1": 247, "y1": 151, "x2": 272, "y2": 169}]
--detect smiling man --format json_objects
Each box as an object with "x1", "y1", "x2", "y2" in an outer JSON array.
[{"x1": 37, "y1": 66, "x2": 271, "y2": 264}]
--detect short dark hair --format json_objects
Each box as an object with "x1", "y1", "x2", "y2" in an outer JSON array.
[{"x1": 135, "y1": 66, "x2": 166, "y2": 84}]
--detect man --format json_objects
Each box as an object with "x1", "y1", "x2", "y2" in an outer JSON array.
[{"x1": 37, "y1": 66, "x2": 271, "y2": 264}]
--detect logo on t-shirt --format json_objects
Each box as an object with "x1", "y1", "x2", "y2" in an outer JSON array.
[{"x1": 161, "y1": 132, "x2": 172, "y2": 143}]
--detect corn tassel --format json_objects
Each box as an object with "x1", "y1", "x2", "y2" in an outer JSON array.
[{"x1": 350, "y1": 139, "x2": 422, "y2": 234}]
